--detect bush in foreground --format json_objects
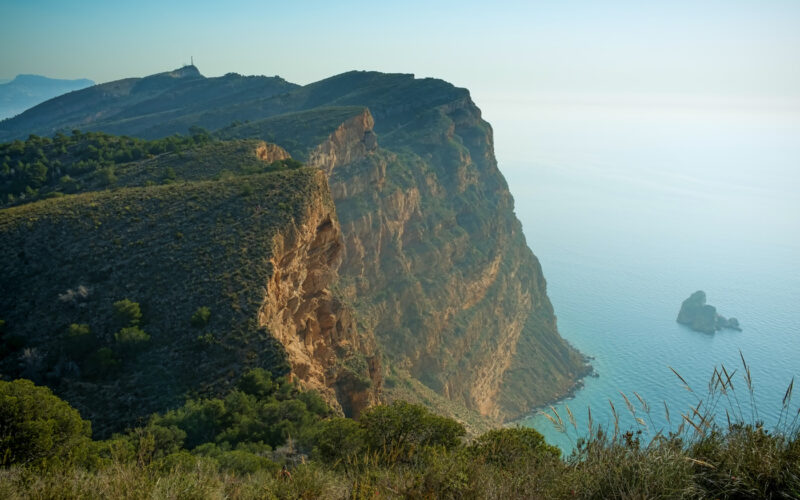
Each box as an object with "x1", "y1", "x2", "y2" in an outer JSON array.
[
  {"x1": 0, "y1": 379, "x2": 93, "y2": 468},
  {"x1": 1, "y1": 364, "x2": 798, "y2": 499}
]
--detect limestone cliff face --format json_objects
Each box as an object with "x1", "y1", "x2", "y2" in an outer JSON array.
[
  {"x1": 308, "y1": 95, "x2": 588, "y2": 422},
  {"x1": 259, "y1": 171, "x2": 381, "y2": 417},
  {"x1": 307, "y1": 110, "x2": 378, "y2": 177}
]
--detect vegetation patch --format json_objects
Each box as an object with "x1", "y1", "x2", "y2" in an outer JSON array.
[
  {"x1": 1, "y1": 367, "x2": 797, "y2": 498},
  {"x1": 0, "y1": 135, "x2": 329, "y2": 435}
]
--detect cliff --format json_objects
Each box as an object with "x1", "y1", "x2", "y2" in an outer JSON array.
[
  {"x1": 303, "y1": 99, "x2": 588, "y2": 421},
  {"x1": 0, "y1": 68, "x2": 590, "y2": 425},
  {"x1": 256, "y1": 186, "x2": 381, "y2": 417},
  {"x1": 0, "y1": 139, "x2": 379, "y2": 435}
]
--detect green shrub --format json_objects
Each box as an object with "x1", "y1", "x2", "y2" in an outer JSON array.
[
  {"x1": 236, "y1": 368, "x2": 275, "y2": 398},
  {"x1": 148, "y1": 371, "x2": 330, "y2": 452},
  {"x1": 469, "y1": 427, "x2": 560, "y2": 467},
  {"x1": 232, "y1": 441, "x2": 274, "y2": 456},
  {"x1": 190, "y1": 306, "x2": 211, "y2": 328},
  {"x1": 152, "y1": 398, "x2": 229, "y2": 449},
  {"x1": 358, "y1": 401, "x2": 466, "y2": 459},
  {"x1": 114, "y1": 326, "x2": 150, "y2": 356},
  {"x1": 117, "y1": 424, "x2": 188, "y2": 466},
  {"x1": 215, "y1": 397, "x2": 317, "y2": 448},
  {"x1": 0, "y1": 379, "x2": 93, "y2": 467},
  {"x1": 96, "y1": 166, "x2": 116, "y2": 186},
  {"x1": 413, "y1": 446, "x2": 474, "y2": 498},
  {"x1": 112, "y1": 299, "x2": 141, "y2": 327},
  {"x1": 67, "y1": 323, "x2": 90, "y2": 338},
  {"x1": 311, "y1": 417, "x2": 365, "y2": 463},
  {"x1": 296, "y1": 390, "x2": 331, "y2": 418}
]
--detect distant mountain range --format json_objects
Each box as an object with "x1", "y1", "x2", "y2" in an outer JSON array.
[{"x1": 0, "y1": 74, "x2": 94, "y2": 120}]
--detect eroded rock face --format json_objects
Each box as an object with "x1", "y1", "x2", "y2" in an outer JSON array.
[
  {"x1": 258, "y1": 172, "x2": 380, "y2": 416},
  {"x1": 308, "y1": 110, "x2": 378, "y2": 177},
  {"x1": 309, "y1": 100, "x2": 588, "y2": 422}
]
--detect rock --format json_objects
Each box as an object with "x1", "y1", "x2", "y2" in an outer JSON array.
[
  {"x1": 719, "y1": 316, "x2": 742, "y2": 331},
  {"x1": 677, "y1": 290, "x2": 742, "y2": 333}
]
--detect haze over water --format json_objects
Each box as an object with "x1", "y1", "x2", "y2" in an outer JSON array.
[{"x1": 486, "y1": 97, "x2": 800, "y2": 452}]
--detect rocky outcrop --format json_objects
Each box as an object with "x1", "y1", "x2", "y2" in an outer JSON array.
[
  {"x1": 255, "y1": 141, "x2": 291, "y2": 162},
  {"x1": 307, "y1": 89, "x2": 588, "y2": 422},
  {"x1": 307, "y1": 109, "x2": 378, "y2": 176},
  {"x1": 258, "y1": 171, "x2": 381, "y2": 416},
  {"x1": 719, "y1": 316, "x2": 741, "y2": 330},
  {"x1": 677, "y1": 291, "x2": 741, "y2": 333}
]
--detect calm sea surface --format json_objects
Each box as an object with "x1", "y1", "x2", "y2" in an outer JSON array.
[{"x1": 489, "y1": 99, "x2": 800, "y2": 452}]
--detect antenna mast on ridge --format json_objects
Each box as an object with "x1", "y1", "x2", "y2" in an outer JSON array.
[{"x1": 191, "y1": 56, "x2": 194, "y2": 66}]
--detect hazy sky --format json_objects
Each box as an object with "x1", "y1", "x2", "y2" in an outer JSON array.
[{"x1": 2, "y1": 0, "x2": 799, "y2": 106}]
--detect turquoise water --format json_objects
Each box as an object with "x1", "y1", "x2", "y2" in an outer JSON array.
[{"x1": 490, "y1": 100, "x2": 800, "y2": 452}]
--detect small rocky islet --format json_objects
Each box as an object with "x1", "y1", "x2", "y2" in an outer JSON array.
[{"x1": 677, "y1": 290, "x2": 741, "y2": 334}]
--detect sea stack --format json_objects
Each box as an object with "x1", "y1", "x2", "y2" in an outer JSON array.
[{"x1": 677, "y1": 291, "x2": 741, "y2": 334}]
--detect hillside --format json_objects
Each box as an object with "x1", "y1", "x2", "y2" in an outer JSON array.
[
  {"x1": 0, "y1": 139, "x2": 380, "y2": 435},
  {"x1": 0, "y1": 130, "x2": 296, "y2": 207},
  {"x1": 0, "y1": 67, "x2": 590, "y2": 426},
  {"x1": 0, "y1": 66, "x2": 296, "y2": 141},
  {"x1": 0, "y1": 74, "x2": 94, "y2": 120}
]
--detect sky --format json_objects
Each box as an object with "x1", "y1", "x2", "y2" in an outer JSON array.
[{"x1": 2, "y1": 0, "x2": 799, "y2": 107}]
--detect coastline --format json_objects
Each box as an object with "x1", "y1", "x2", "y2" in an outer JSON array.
[{"x1": 506, "y1": 353, "x2": 596, "y2": 427}]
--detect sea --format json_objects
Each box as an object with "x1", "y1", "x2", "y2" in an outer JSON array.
[{"x1": 483, "y1": 95, "x2": 800, "y2": 452}]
